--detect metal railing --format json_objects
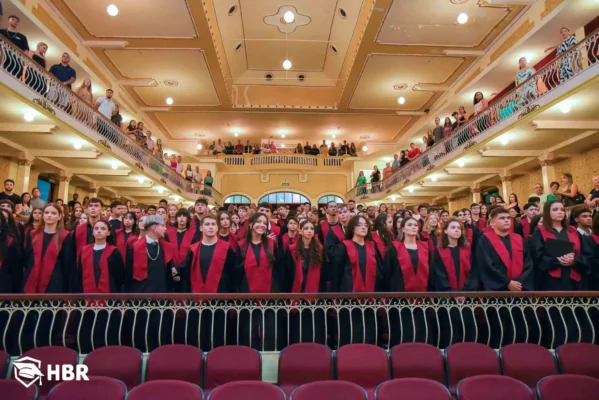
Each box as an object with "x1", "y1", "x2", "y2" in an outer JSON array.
[
  {"x1": 220, "y1": 154, "x2": 348, "y2": 167},
  {"x1": 348, "y1": 30, "x2": 599, "y2": 199},
  {"x1": 0, "y1": 37, "x2": 222, "y2": 203},
  {"x1": 0, "y1": 293, "x2": 596, "y2": 355}
]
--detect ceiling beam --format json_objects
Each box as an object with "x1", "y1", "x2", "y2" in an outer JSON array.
[
  {"x1": 443, "y1": 49, "x2": 485, "y2": 56},
  {"x1": 94, "y1": 181, "x2": 154, "y2": 188},
  {"x1": 125, "y1": 191, "x2": 171, "y2": 198},
  {"x1": 83, "y1": 40, "x2": 128, "y2": 48},
  {"x1": 487, "y1": 0, "x2": 536, "y2": 4},
  {"x1": 480, "y1": 150, "x2": 543, "y2": 157},
  {"x1": 31, "y1": 150, "x2": 100, "y2": 159},
  {"x1": 445, "y1": 168, "x2": 503, "y2": 175},
  {"x1": 74, "y1": 175, "x2": 98, "y2": 185},
  {"x1": 36, "y1": 157, "x2": 70, "y2": 172},
  {"x1": 0, "y1": 123, "x2": 57, "y2": 133},
  {"x1": 117, "y1": 79, "x2": 157, "y2": 87},
  {"x1": 399, "y1": 191, "x2": 445, "y2": 197},
  {"x1": 450, "y1": 186, "x2": 470, "y2": 195},
  {"x1": 473, "y1": 174, "x2": 500, "y2": 184},
  {"x1": 503, "y1": 157, "x2": 537, "y2": 172},
  {"x1": 0, "y1": 136, "x2": 27, "y2": 152},
  {"x1": 530, "y1": 120, "x2": 599, "y2": 130},
  {"x1": 421, "y1": 181, "x2": 470, "y2": 187},
  {"x1": 101, "y1": 187, "x2": 120, "y2": 197},
  {"x1": 71, "y1": 168, "x2": 131, "y2": 176},
  {"x1": 545, "y1": 130, "x2": 598, "y2": 153}
]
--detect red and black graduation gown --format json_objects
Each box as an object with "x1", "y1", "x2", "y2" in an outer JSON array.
[
  {"x1": 218, "y1": 232, "x2": 240, "y2": 254},
  {"x1": 284, "y1": 242, "x2": 327, "y2": 293},
  {"x1": 125, "y1": 238, "x2": 178, "y2": 293},
  {"x1": 179, "y1": 239, "x2": 236, "y2": 293},
  {"x1": 166, "y1": 226, "x2": 200, "y2": 264},
  {"x1": 317, "y1": 220, "x2": 346, "y2": 291},
  {"x1": 370, "y1": 231, "x2": 388, "y2": 260},
  {"x1": 475, "y1": 230, "x2": 533, "y2": 291},
  {"x1": 280, "y1": 232, "x2": 298, "y2": 253},
  {"x1": 189, "y1": 216, "x2": 204, "y2": 243},
  {"x1": 384, "y1": 241, "x2": 433, "y2": 292},
  {"x1": 237, "y1": 238, "x2": 283, "y2": 293},
  {"x1": 333, "y1": 239, "x2": 384, "y2": 293},
  {"x1": 472, "y1": 217, "x2": 487, "y2": 232},
  {"x1": 433, "y1": 245, "x2": 477, "y2": 291},
  {"x1": 23, "y1": 230, "x2": 72, "y2": 293},
  {"x1": 237, "y1": 219, "x2": 249, "y2": 240},
  {"x1": 510, "y1": 218, "x2": 524, "y2": 237},
  {"x1": 115, "y1": 229, "x2": 136, "y2": 264},
  {"x1": 584, "y1": 234, "x2": 599, "y2": 290},
  {"x1": 108, "y1": 217, "x2": 122, "y2": 232},
  {"x1": 0, "y1": 236, "x2": 22, "y2": 293},
  {"x1": 267, "y1": 221, "x2": 281, "y2": 239},
  {"x1": 74, "y1": 244, "x2": 124, "y2": 293},
  {"x1": 520, "y1": 218, "x2": 532, "y2": 240},
  {"x1": 73, "y1": 222, "x2": 94, "y2": 264},
  {"x1": 419, "y1": 231, "x2": 439, "y2": 259},
  {"x1": 532, "y1": 226, "x2": 590, "y2": 291}
]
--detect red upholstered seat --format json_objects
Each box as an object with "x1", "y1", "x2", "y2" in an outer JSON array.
[
  {"x1": 19, "y1": 346, "x2": 79, "y2": 399},
  {"x1": 0, "y1": 380, "x2": 38, "y2": 400},
  {"x1": 84, "y1": 346, "x2": 142, "y2": 390},
  {"x1": 457, "y1": 375, "x2": 532, "y2": 400},
  {"x1": 47, "y1": 376, "x2": 127, "y2": 400},
  {"x1": 336, "y1": 344, "x2": 389, "y2": 399},
  {"x1": 376, "y1": 378, "x2": 451, "y2": 400},
  {"x1": 127, "y1": 380, "x2": 203, "y2": 400},
  {"x1": 537, "y1": 374, "x2": 599, "y2": 400},
  {"x1": 500, "y1": 343, "x2": 557, "y2": 392},
  {"x1": 204, "y1": 346, "x2": 261, "y2": 393},
  {"x1": 207, "y1": 381, "x2": 285, "y2": 400},
  {"x1": 278, "y1": 343, "x2": 332, "y2": 397},
  {"x1": 391, "y1": 343, "x2": 445, "y2": 384},
  {"x1": 146, "y1": 345, "x2": 204, "y2": 385},
  {"x1": 290, "y1": 381, "x2": 368, "y2": 400},
  {"x1": 0, "y1": 349, "x2": 9, "y2": 378},
  {"x1": 556, "y1": 343, "x2": 599, "y2": 379},
  {"x1": 445, "y1": 343, "x2": 501, "y2": 393}
]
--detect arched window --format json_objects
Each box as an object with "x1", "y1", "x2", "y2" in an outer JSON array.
[
  {"x1": 258, "y1": 192, "x2": 310, "y2": 205},
  {"x1": 224, "y1": 195, "x2": 251, "y2": 205},
  {"x1": 318, "y1": 195, "x2": 344, "y2": 205}
]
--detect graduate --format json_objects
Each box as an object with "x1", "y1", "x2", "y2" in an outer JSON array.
[
  {"x1": 280, "y1": 216, "x2": 299, "y2": 253},
  {"x1": 166, "y1": 208, "x2": 200, "y2": 262},
  {"x1": 114, "y1": 212, "x2": 138, "y2": 263},
  {"x1": 531, "y1": 200, "x2": 591, "y2": 291},
  {"x1": 236, "y1": 205, "x2": 249, "y2": 239},
  {"x1": 22, "y1": 208, "x2": 42, "y2": 250},
  {"x1": 475, "y1": 206, "x2": 534, "y2": 291},
  {"x1": 420, "y1": 213, "x2": 442, "y2": 255},
  {"x1": 318, "y1": 202, "x2": 350, "y2": 291},
  {"x1": 276, "y1": 205, "x2": 288, "y2": 229},
  {"x1": 453, "y1": 210, "x2": 474, "y2": 245},
  {"x1": 0, "y1": 212, "x2": 22, "y2": 293},
  {"x1": 189, "y1": 198, "x2": 208, "y2": 236},
  {"x1": 156, "y1": 206, "x2": 168, "y2": 225},
  {"x1": 470, "y1": 203, "x2": 486, "y2": 231},
  {"x1": 520, "y1": 202, "x2": 539, "y2": 240},
  {"x1": 433, "y1": 218, "x2": 477, "y2": 291},
  {"x1": 74, "y1": 198, "x2": 103, "y2": 262},
  {"x1": 371, "y1": 213, "x2": 393, "y2": 258},
  {"x1": 167, "y1": 204, "x2": 178, "y2": 227},
  {"x1": 257, "y1": 202, "x2": 280, "y2": 240},
  {"x1": 23, "y1": 203, "x2": 72, "y2": 294},
  {"x1": 584, "y1": 213, "x2": 599, "y2": 290},
  {"x1": 107, "y1": 200, "x2": 123, "y2": 231},
  {"x1": 217, "y1": 211, "x2": 239, "y2": 253}
]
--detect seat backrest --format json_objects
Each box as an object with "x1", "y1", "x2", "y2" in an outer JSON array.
[
  {"x1": 457, "y1": 375, "x2": 532, "y2": 400},
  {"x1": 537, "y1": 374, "x2": 599, "y2": 400},
  {"x1": 19, "y1": 346, "x2": 79, "y2": 397},
  {"x1": 127, "y1": 380, "x2": 203, "y2": 400},
  {"x1": 279, "y1": 343, "x2": 333, "y2": 386},
  {"x1": 146, "y1": 345, "x2": 204, "y2": 385},
  {"x1": 336, "y1": 344, "x2": 389, "y2": 390},
  {"x1": 204, "y1": 346, "x2": 261, "y2": 391},
  {"x1": 556, "y1": 343, "x2": 599, "y2": 379},
  {"x1": 0, "y1": 349, "x2": 9, "y2": 378},
  {"x1": 84, "y1": 346, "x2": 142, "y2": 390},
  {"x1": 500, "y1": 343, "x2": 557, "y2": 388},
  {"x1": 208, "y1": 381, "x2": 285, "y2": 400},
  {"x1": 0, "y1": 380, "x2": 38, "y2": 400},
  {"x1": 375, "y1": 378, "x2": 451, "y2": 400},
  {"x1": 445, "y1": 343, "x2": 500, "y2": 392},
  {"x1": 290, "y1": 381, "x2": 368, "y2": 400},
  {"x1": 47, "y1": 376, "x2": 127, "y2": 400},
  {"x1": 390, "y1": 343, "x2": 445, "y2": 384}
]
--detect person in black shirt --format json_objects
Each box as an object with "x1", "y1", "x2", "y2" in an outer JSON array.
[
  {"x1": 49, "y1": 52, "x2": 77, "y2": 89},
  {"x1": 24, "y1": 42, "x2": 47, "y2": 94},
  {"x1": 0, "y1": 179, "x2": 21, "y2": 205},
  {"x1": 0, "y1": 15, "x2": 30, "y2": 77},
  {"x1": 244, "y1": 140, "x2": 253, "y2": 153}
]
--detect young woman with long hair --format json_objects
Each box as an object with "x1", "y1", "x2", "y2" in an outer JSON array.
[
  {"x1": 167, "y1": 204, "x2": 178, "y2": 227},
  {"x1": 392, "y1": 213, "x2": 404, "y2": 242},
  {"x1": 371, "y1": 213, "x2": 393, "y2": 257},
  {"x1": 166, "y1": 209, "x2": 199, "y2": 264},
  {"x1": 68, "y1": 204, "x2": 84, "y2": 231},
  {"x1": 420, "y1": 213, "x2": 442, "y2": 253},
  {"x1": 114, "y1": 212, "x2": 138, "y2": 263},
  {"x1": 217, "y1": 210, "x2": 239, "y2": 253},
  {"x1": 434, "y1": 218, "x2": 476, "y2": 291},
  {"x1": 585, "y1": 213, "x2": 599, "y2": 290},
  {"x1": 0, "y1": 212, "x2": 22, "y2": 293},
  {"x1": 15, "y1": 192, "x2": 32, "y2": 222},
  {"x1": 22, "y1": 208, "x2": 42, "y2": 249}
]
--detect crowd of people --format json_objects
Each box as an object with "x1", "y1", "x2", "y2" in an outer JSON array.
[{"x1": 206, "y1": 138, "x2": 360, "y2": 157}]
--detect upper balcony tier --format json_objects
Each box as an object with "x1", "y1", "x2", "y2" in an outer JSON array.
[
  {"x1": 0, "y1": 37, "x2": 221, "y2": 205},
  {"x1": 199, "y1": 153, "x2": 361, "y2": 171}
]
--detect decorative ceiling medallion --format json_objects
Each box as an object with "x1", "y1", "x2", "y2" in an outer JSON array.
[
  {"x1": 450, "y1": 0, "x2": 469, "y2": 4},
  {"x1": 393, "y1": 84, "x2": 408, "y2": 90},
  {"x1": 163, "y1": 80, "x2": 179, "y2": 87},
  {"x1": 359, "y1": 135, "x2": 371, "y2": 140},
  {"x1": 264, "y1": 6, "x2": 311, "y2": 34},
  {"x1": 194, "y1": 133, "x2": 206, "y2": 138}
]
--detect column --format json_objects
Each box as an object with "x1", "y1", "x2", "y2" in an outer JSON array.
[
  {"x1": 56, "y1": 171, "x2": 72, "y2": 202},
  {"x1": 540, "y1": 160, "x2": 556, "y2": 193},
  {"x1": 15, "y1": 152, "x2": 34, "y2": 195},
  {"x1": 471, "y1": 186, "x2": 482, "y2": 204},
  {"x1": 500, "y1": 175, "x2": 514, "y2": 200},
  {"x1": 89, "y1": 183, "x2": 99, "y2": 199},
  {"x1": 448, "y1": 197, "x2": 458, "y2": 214}
]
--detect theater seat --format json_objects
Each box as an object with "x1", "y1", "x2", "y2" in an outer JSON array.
[
  {"x1": 84, "y1": 346, "x2": 142, "y2": 390},
  {"x1": 376, "y1": 378, "x2": 451, "y2": 400},
  {"x1": 19, "y1": 346, "x2": 79, "y2": 399},
  {"x1": 47, "y1": 376, "x2": 126, "y2": 400},
  {"x1": 336, "y1": 344, "x2": 389, "y2": 399},
  {"x1": 0, "y1": 349, "x2": 9, "y2": 378},
  {"x1": 390, "y1": 343, "x2": 445, "y2": 384},
  {"x1": 146, "y1": 345, "x2": 204, "y2": 385},
  {"x1": 537, "y1": 374, "x2": 599, "y2": 400},
  {"x1": 207, "y1": 381, "x2": 285, "y2": 400},
  {"x1": 204, "y1": 346, "x2": 261, "y2": 393},
  {"x1": 445, "y1": 343, "x2": 500, "y2": 394},
  {"x1": 500, "y1": 343, "x2": 557, "y2": 393},
  {"x1": 0, "y1": 380, "x2": 38, "y2": 400},
  {"x1": 457, "y1": 375, "x2": 532, "y2": 400},
  {"x1": 278, "y1": 343, "x2": 332, "y2": 397},
  {"x1": 290, "y1": 381, "x2": 367, "y2": 400},
  {"x1": 556, "y1": 343, "x2": 599, "y2": 379},
  {"x1": 127, "y1": 380, "x2": 203, "y2": 400}
]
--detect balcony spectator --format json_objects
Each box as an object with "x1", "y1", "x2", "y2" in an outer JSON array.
[
  {"x1": 516, "y1": 56, "x2": 537, "y2": 107},
  {"x1": 457, "y1": 106, "x2": 468, "y2": 128},
  {"x1": 145, "y1": 130, "x2": 154, "y2": 151},
  {"x1": 244, "y1": 140, "x2": 252, "y2": 153},
  {"x1": 356, "y1": 171, "x2": 367, "y2": 195},
  {"x1": 204, "y1": 170, "x2": 214, "y2": 196},
  {"x1": 193, "y1": 166, "x2": 203, "y2": 185},
  {"x1": 432, "y1": 116, "x2": 443, "y2": 142},
  {"x1": 208, "y1": 141, "x2": 216, "y2": 154},
  {"x1": 15, "y1": 192, "x2": 32, "y2": 222},
  {"x1": 294, "y1": 143, "x2": 303, "y2": 154},
  {"x1": 154, "y1": 138, "x2": 163, "y2": 158},
  {"x1": 529, "y1": 183, "x2": 549, "y2": 207},
  {"x1": 554, "y1": 27, "x2": 579, "y2": 82},
  {"x1": 319, "y1": 140, "x2": 328, "y2": 155},
  {"x1": 340, "y1": 140, "x2": 349, "y2": 155},
  {"x1": 349, "y1": 142, "x2": 357, "y2": 156},
  {"x1": 252, "y1": 143, "x2": 261, "y2": 154},
  {"x1": 507, "y1": 193, "x2": 521, "y2": 214},
  {"x1": 399, "y1": 150, "x2": 409, "y2": 167},
  {"x1": 262, "y1": 142, "x2": 271, "y2": 154},
  {"x1": 443, "y1": 117, "x2": 453, "y2": 137},
  {"x1": 234, "y1": 140, "x2": 244, "y2": 154},
  {"x1": 407, "y1": 142, "x2": 421, "y2": 160},
  {"x1": 383, "y1": 162, "x2": 393, "y2": 180},
  {"x1": 269, "y1": 141, "x2": 277, "y2": 153},
  {"x1": 125, "y1": 120, "x2": 137, "y2": 141},
  {"x1": 169, "y1": 154, "x2": 177, "y2": 169},
  {"x1": 23, "y1": 42, "x2": 47, "y2": 94},
  {"x1": 392, "y1": 153, "x2": 400, "y2": 170},
  {"x1": 94, "y1": 88, "x2": 116, "y2": 119},
  {"x1": 214, "y1": 139, "x2": 225, "y2": 154},
  {"x1": 29, "y1": 187, "x2": 46, "y2": 209},
  {"x1": 585, "y1": 176, "x2": 599, "y2": 209},
  {"x1": 49, "y1": 52, "x2": 76, "y2": 89},
  {"x1": 0, "y1": 179, "x2": 21, "y2": 205},
  {"x1": 303, "y1": 141, "x2": 311, "y2": 154},
  {"x1": 309, "y1": 144, "x2": 320, "y2": 155},
  {"x1": 472, "y1": 91, "x2": 489, "y2": 132},
  {"x1": 175, "y1": 156, "x2": 183, "y2": 175},
  {"x1": 75, "y1": 78, "x2": 93, "y2": 105},
  {"x1": 426, "y1": 130, "x2": 434, "y2": 148},
  {"x1": 0, "y1": 15, "x2": 30, "y2": 77},
  {"x1": 184, "y1": 164, "x2": 193, "y2": 181},
  {"x1": 111, "y1": 104, "x2": 123, "y2": 129},
  {"x1": 558, "y1": 172, "x2": 581, "y2": 207},
  {"x1": 421, "y1": 135, "x2": 428, "y2": 152},
  {"x1": 224, "y1": 141, "x2": 234, "y2": 155},
  {"x1": 451, "y1": 112, "x2": 459, "y2": 130},
  {"x1": 328, "y1": 142, "x2": 338, "y2": 156},
  {"x1": 370, "y1": 166, "x2": 381, "y2": 193},
  {"x1": 548, "y1": 181, "x2": 560, "y2": 201}
]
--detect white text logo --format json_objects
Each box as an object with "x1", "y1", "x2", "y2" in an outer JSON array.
[{"x1": 13, "y1": 356, "x2": 89, "y2": 388}]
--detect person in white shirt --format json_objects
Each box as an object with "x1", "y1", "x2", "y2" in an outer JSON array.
[
  {"x1": 529, "y1": 183, "x2": 549, "y2": 207},
  {"x1": 176, "y1": 156, "x2": 184, "y2": 175},
  {"x1": 94, "y1": 89, "x2": 116, "y2": 119},
  {"x1": 573, "y1": 207, "x2": 592, "y2": 236},
  {"x1": 145, "y1": 130, "x2": 154, "y2": 151},
  {"x1": 214, "y1": 139, "x2": 225, "y2": 154}
]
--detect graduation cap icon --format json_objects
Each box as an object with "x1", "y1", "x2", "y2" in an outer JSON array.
[{"x1": 13, "y1": 356, "x2": 44, "y2": 388}]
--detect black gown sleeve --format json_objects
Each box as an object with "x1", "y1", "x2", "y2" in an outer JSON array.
[
  {"x1": 72, "y1": 252, "x2": 83, "y2": 293},
  {"x1": 108, "y1": 249, "x2": 125, "y2": 293},
  {"x1": 476, "y1": 235, "x2": 510, "y2": 291},
  {"x1": 463, "y1": 249, "x2": 480, "y2": 291},
  {"x1": 519, "y1": 241, "x2": 535, "y2": 290},
  {"x1": 332, "y1": 243, "x2": 351, "y2": 292},
  {"x1": 432, "y1": 250, "x2": 451, "y2": 292},
  {"x1": 513, "y1": 221, "x2": 524, "y2": 237},
  {"x1": 375, "y1": 247, "x2": 386, "y2": 292},
  {"x1": 281, "y1": 249, "x2": 295, "y2": 293},
  {"x1": 222, "y1": 248, "x2": 238, "y2": 293},
  {"x1": 427, "y1": 248, "x2": 435, "y2": 292},
  {"x1": 383, "y1": 245, "x2": 404, "y2": 292},
  {"x1": 7, "y1": 242, "x2": 23, "y2": 293},
  {"x1": 177, "y1": 248, "x2": 193, "y2": 293},
  {"x1": 531, "y1": 230, "x2": 561, "y2": 273},
  {"x1": 59, "y1": 235, "x2": 74, "y2": 293},
  {"x1": 124, "y1": 246, "x2": 134, "y2": 293},
  {"x1": 574, "y1": 232, "x2": 592, "y2": 279}
]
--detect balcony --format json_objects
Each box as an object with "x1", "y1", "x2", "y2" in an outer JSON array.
[
  {"x1": 201, "y1": 153, "x2": 359, "y2": 171},
  {"x1": 347, "y1": 30, "x2": 599, "y2": 202},
  {"x1": 0, "y1": 37, "x2": 222, "y2": 204}
]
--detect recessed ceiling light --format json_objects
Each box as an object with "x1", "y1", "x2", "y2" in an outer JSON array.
[
  {"x1": 397, "y1": 96, "x2": 406, "y2": 105},
  {"x1": 559, "y1": 101, "x2": 571, "y2": 114},
  {"x1": 362, "y1": 145, "x2": 368, "y2": 151},
  {"x1": 391, "y1": 195, "x2": 397, "y2": 201},
  {"x1": 281, "y1": 143, "x2": 286, "y2": 148},
  {"x1": 283, "y1": 59, "x2": 292, "y2": 70},
  {"x1": 431, "y1": 175, "x2": 438, "y2": 182},
  {"x1": 23, "y1": 112, "x2": 34, "y2": 122},
  {"x1": 166, "y1": 97, "x2": 174, "y2": 105},
  {"x1": 458, "y1": 160, "x2": 465, "y2": 167},
  {"x1": 332, "y1": 135, "x2": 336, "y2": 139},
  {"x1": 408, "y1": 187, "x2": 414, "y2": 193},
  {"x1": 457, "y1": 13, "x2": 468, "y2": 24},
  {"x1": 158, "y1": 187, "x2": 164, "y2": 194},
  {"x1": 500, "y1": 137, "x2": 509, "y2": 146},
  {"x1": 196, "y1": 143, "x2": 202, "y2": 150},
  {"x1": 111, "y1": 161, "x2": 118, "y2": 170},
  {"x1": 234, "y1": 133, "x2": 239, "y2": 137},
  {"x1": 283, "y1": 10, "x2": 295, "y2": 23},
  {"x1": 107, "y1": 4, "x2": 119, "y2": 17},
  {"x1": 73, "y1": 141, "x2": 82, "y2": 150},
  {"x1": 138, "y1": 177, "x2": 145, "y2": 184}
]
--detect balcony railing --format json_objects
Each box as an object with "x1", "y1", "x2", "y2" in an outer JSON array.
[
  {"x1": 348, "y1": 29, "x2": 599, "y2": 200},
  {"x1": 0, "y1": 292, "x2": 596, "y2": 354},
  {"x1": 220, "y1": 153, "x2": 350, "y2": 167},
  {"x1": 0, "y1": 37, "x2": 222, "y2": 204}
]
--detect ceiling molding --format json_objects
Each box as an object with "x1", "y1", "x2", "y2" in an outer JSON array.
[
  {"x1": 31, "y1": 150, "x2": 100, "y2": 159},
  {"x1": 0, "y1": 123, "x2": 58, "y2": 133},
  {"x1": 71, "y1": 168, "x2": 131, "y2": 176}
]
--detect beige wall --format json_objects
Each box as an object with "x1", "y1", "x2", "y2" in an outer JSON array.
[{"x1": 511, "y1": 168, "x2": 543, "y2": 204}]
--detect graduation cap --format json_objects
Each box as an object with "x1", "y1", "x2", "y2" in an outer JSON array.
[{"x1": 13, "y1": 358, "x2": 44, "y2": 381}]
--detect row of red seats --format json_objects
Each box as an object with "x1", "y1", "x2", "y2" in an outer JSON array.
[
  {"x1": 1, "y1": 342, "x2": 598, "y2": 399},
  {"x1": 2, "y1": 374, "x2": 599, "y2": 400}
]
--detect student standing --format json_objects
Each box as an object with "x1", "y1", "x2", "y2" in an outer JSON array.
[{"x1": 0, "y1": 212, "x2": 22, "y2": 293}]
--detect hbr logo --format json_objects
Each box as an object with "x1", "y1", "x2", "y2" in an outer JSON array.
[{"x1": 13, "y1": 356, "x2": 89, "y2": 388}]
